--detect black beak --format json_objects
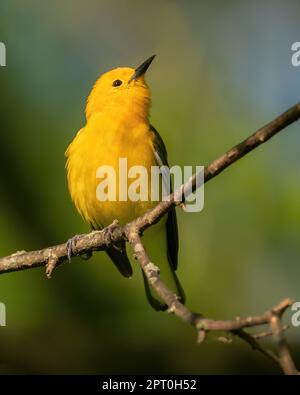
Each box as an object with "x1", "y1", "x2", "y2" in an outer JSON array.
[{"x1": 129, "y1": 55, "x2": 156, "y2": 82}]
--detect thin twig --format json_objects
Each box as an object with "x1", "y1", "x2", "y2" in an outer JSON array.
[
  {"x1": 253, "y1": 325, "x2": 289, "y2": 340},
  {"x1": 270, "y1": 312, "x2": 298, "y2": 374},
  {"x1": 231, "y1": 329, "x2": 279, "y2": 365}
]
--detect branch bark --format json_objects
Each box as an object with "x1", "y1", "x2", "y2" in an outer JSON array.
[
  {"x1": 128, "y1": 227, "x2": 298, "y2": 374},
  {"x1": 1, "y1": 103, "x2": 300, "y2": 374}
]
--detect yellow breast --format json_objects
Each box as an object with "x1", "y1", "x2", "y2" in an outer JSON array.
[{"x1": 66, "y1": 112, "x2": 157, "y2": 229}]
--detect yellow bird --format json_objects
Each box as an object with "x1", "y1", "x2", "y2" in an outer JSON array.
[{"x1": 66, "y1": 56, "x2": 185, "y2": 310}]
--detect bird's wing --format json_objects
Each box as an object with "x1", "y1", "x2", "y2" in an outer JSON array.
[{"x1": 150, "y1": 125, "x2": 179, "y2": 270}]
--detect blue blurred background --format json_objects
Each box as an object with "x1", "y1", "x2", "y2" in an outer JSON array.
[{"x1": 0, "y1": 0, "x2": 299, "y2": 374}]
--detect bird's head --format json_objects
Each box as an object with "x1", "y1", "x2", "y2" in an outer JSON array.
[{"x1": 86, "y1": 55, "x2": 155, "y2": 120}]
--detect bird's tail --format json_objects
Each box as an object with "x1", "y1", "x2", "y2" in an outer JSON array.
[
  {"x1": 105, "y1": 222, "x2": 185, "y2": 311},
  {"x1": 106, "y1": 241, "x2": 133, "y2": 278},
  {"x1": 140, "y1": 224, "x2": 185, "y2": 311},
  {"x1": 142, "y1": 267, "x2": 185, "y2": 311}
]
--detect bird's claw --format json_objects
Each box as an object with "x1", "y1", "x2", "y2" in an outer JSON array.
[
  {"x1": 66, "y1": 234, "x2": 84, "y2": 262},
  {"x1": 102, "y1": 220, "x2": 119, "y2": 246},
  {"x1": 66, "y1": 221, "x2": 119, "y2": 262}
]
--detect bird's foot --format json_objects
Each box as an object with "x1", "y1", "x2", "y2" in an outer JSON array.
[
  {"x1": 101, "y1": 220, "x2": 119, "y2": 246},
  {"x1": 66, "y1": 234, "x2": 84, "y2": 262}
]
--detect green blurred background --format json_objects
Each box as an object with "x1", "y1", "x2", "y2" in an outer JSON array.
[{"x1": 0, "y1": 0, "x2": 299, "y2": 374}]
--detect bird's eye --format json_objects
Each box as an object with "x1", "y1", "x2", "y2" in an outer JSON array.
[{"x1": 112, "y1": 79, "x2": 122, "y2": 87}]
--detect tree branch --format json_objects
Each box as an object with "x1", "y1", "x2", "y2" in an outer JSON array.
[
  {"x1": 1, "y1": 103, "x2": 300, "y2": 374},
  {"x1": 128, "y1": 227, "x2": 297, "y2": 374},
  {"x1": 270, "y1": 309, "x2": 298, "y2": 374}
]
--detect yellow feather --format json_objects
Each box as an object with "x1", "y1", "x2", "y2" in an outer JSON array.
[
  {"x1": 66, "y1": 111, "x2": 157, "y2": 228},
  {"x1": 65, "y1": 58, "x2": 184, "y2": 310}
]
